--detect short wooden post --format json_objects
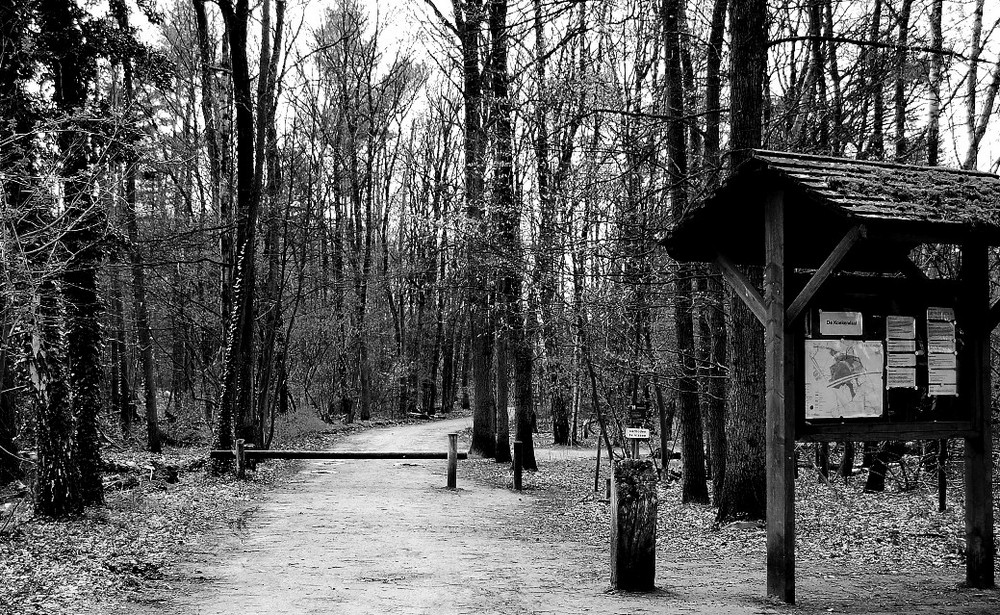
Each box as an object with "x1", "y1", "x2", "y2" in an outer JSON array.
[
  {"x1": 513, "y1": 441, "x2": 523, "y2": 490},
  {"x1": 447, "y1": 433, "x2": 458, "y2": 489},
  {"x1": 235, "y1": 439, "x2": 246, "y2": 480},
  {"x1": 610, "y1": 459, "x2": 657, "y2": 591},
  {"x1": 937, "y1": 439, "x2": 947, "y2": 512},
  {"x1": 594, "y1": 434, "x2": 603, "y2": 492}
]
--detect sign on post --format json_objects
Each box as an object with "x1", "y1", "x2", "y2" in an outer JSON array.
[{"x1": 625, "y1": 427, "x2": 650, "y2": 440}]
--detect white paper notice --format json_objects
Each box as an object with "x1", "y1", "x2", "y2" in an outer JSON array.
[
  {"x1": 928, "y1": 353, "x2": 957, "y2": 370},
  {"x1": 886, "y1": 367, "x2": 917, "y2": 389},
  {"x1": 929, "y1": 384, "x2": 958, "y2": 396},
  {"x1": 886, "y1": 315, "x2": 916, "y2": 340},
  {"x1": 929, "y1": 368, "x2": 957, "y2": 386},
  {"x1": 927, "y1": 306, "x2": 955, "y2": 322},
  {"x1": 927, "y1": 321, "x2": 956, "y2": 354},
  {"x1": 887, "y1": 339, "x2": 916, "y2": 353},
  {"x1": 886, "y1": 353, "x2": 917, "y2": 368}
]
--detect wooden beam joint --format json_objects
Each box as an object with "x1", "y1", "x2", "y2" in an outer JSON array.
[
  {"x1": 786, "y1": 225, "x2": 865, "y2": 324},
  {"x1": 715, "y1": 254, "x2": 766, "y2": 326}
]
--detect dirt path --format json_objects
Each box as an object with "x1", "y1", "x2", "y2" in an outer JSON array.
[{"x1": 126, "y1": 419, "x2": 996, "y2": 615}]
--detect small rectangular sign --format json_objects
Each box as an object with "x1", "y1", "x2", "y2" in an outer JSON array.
[
  {"x1": 886, "y1": 353, "x2": 916, "y2": 368},
  {"x1": 927, "y1": 321, "x2": 956, "y2": 354},
  {"x1": 886, "y1": 339, "x2": 916, "y2": 353},
  {"x1": 625, "y1": 428, "x2": 650, "y2": 440},
  {"x1": 929, "y1": 368, "x2": 957, "y2": 386},
  {"x1": 886, "y1": 315, "x2": 916, "y2": 340},
  {"x1": 886, "y1": 367, "x2": 916, "y2": 389},
  {"x1": 928, "y1": 353, "x2": 957, "y2": 370},
  {"x1": 927, "y1": 306, "x2": 955, "y2": 322},
  {"x1": 819, "y1": 311, "x2": 863, "y2": 336},
  {"x1": 929, "y1": 383, "x2": 958, "y2": 396}
]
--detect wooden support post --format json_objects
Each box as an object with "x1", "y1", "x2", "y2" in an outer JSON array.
[
  {"x1": 960, "y1": 243, "x2": 995, "y2": 588},
  {"x1": 513, "y1": 441, "x2": 523, "y2": 491},
  {"x1": 447, "y1": 433, "x2": 458, "y2": 489},
  {"x1": 235, "y1": 439, "x2": 246, "y2": 480},
  {"x1": 764, "y1": 190, "x2": 795, "y2": 603}
]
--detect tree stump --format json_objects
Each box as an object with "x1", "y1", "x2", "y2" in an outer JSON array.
[{"x1": 611, "y1": 458, "x2": 657, "y2": 591}]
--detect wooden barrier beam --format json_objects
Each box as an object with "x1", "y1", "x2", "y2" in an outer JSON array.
[{"x1": 209, "y1": 450, "x2": 469, "y2": 460}]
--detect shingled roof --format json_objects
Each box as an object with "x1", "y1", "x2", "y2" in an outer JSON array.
[{"x1": 663, "y1": 150, "x2": 1000, "y2": 267}]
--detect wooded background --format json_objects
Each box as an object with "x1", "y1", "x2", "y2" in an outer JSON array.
[{"x1": 1, "y1": 0, "x2": 998, "y2": 519}]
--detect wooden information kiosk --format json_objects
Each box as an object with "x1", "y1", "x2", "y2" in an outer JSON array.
[{"x1": 663, "y1": 150, "x2": 997, "y2": 603}]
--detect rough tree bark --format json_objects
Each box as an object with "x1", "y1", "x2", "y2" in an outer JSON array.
[
  {"x1": 215, "y1": 0, "x2": 263, "y2": 461},
  {"x1": 664, "y1": 0, "x2": 707, "y2": 503},
  {"x1": 716, "y1": 0, "x2": 768, "y2": 523}
]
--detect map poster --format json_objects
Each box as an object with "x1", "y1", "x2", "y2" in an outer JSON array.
[{"x1": 805, "y1": 339, "x2": 885, "y2": 419}]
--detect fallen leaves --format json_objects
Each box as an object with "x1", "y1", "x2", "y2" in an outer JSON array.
[
  {"x1": 462, "y1": 439, "x2": 996, "y2": 585},
  {"x1": 0, "y1": 449, "x2": 290, "y2": 615}
]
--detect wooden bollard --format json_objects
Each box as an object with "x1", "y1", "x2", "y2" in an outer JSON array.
[
  {"x1": 594, "y1": 435, "x2": 602, "y2": 492},
  {"x1": 447, "y1": 433, "x2": 458, "y2": 489},
  {"x1": 611, "y1": 459, "x2": 657, "y2": 591},
  {"x1": 513, "y1": 441, "x2": 523, "y2": 491},
  {"x1": 235, "y1": 439, "x2": 246, "y2": 480}
]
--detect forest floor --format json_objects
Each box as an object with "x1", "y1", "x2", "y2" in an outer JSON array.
[{"x1": 2, "y1": 415, "x2": 998, "y2": 614}]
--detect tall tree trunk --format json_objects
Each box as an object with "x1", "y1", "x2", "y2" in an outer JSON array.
[
  {"x1": 0, "y1": 0, "x2": 32, "y2": 484},
  {"x1": 533, "y1": 0, "x2": 570, "y2": 446},
  {"x1": 962, "y1": 0, "x2": 1000, "y2": 170},
  {"x1": 893, "y1": 0, "x2": 914, "y2": 160},
  {"x1": 111, "y1": 272, "x2": 133, "y2": 437},
  {"x1": 457, "y1": 0, "x2": 496, "y2": 457},
  {"x1": 113, "y1": 21, "x2": 160, "y2": 454},
  {"x1": 215, "y1": 0, "x2": 262, "y2": 458},
  {"x1": 30, "y1": 281, "x2": 82, "y2": 517},
  {"x1": 866, "y1": 0, "x2": 884, "y2": 159},
  {"x1": 927, "y1": 0, "x2": 943, "y2": 166},
  {"x1": 716, "y1": 0, "x2": 768, "y2": 523},
  {"x1": 664, "y1": 0, "x2": 707, "y2": 504},
  {"x1": 823, "y1": 0, "x2": 845, "y2": 153},
  {"x1": 701, "y1": 0, "x2": 729, "y2": 500},
  {"x1": 48, "y1": 0, "x2": 105, "y2": 504}
]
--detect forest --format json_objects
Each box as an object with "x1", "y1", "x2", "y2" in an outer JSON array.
[{"x1": 1, "y1": 0, "x2": 999, "y2": 530}]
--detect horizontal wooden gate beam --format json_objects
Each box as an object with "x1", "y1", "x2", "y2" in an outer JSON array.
[{"x1": 209, "y1": 450, "x2": 468, "y2": 460}]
